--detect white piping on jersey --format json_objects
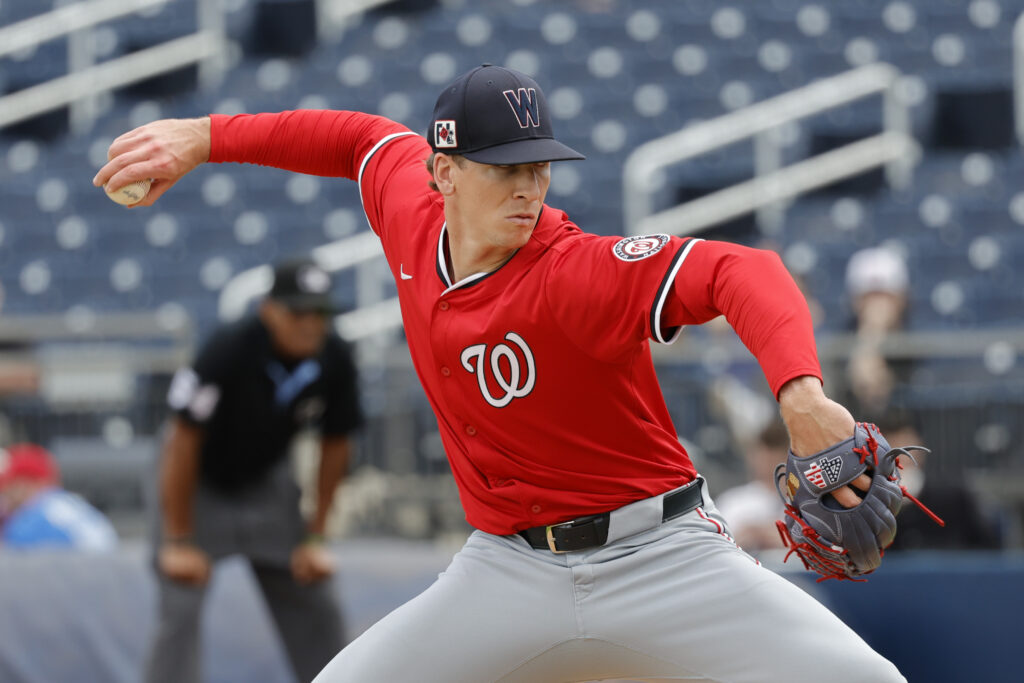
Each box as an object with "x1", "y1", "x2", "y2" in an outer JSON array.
[
  {"x1": 356, "y1": 131, "x2": 420, "y2": 229},
  {"x1": 436, "y1": 223, "x2": 490, "y2": 295},
  {"x1": 437, "y1": 223, "x2": 450, "y2": 287},
  {"x1": 652, "y1": 238, "x2": 703, "y2": 345}
]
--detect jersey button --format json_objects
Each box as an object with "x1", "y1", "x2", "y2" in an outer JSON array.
[
  {"x1": 440, "y1": 366, "x2": 451, "y2": 377},
  {"x1": 438, "y1": 301, "x2": 450, "y2": 311},
  {"x1": 465, "y1": 425, "x2": 477, "y2": 436},
  {"x1": 531, "y1": 505, "x2": 542, "y2": 514}
]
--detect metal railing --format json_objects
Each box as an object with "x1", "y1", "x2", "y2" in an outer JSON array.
[
  {"x1": 0, "y1": 0, "x2": 227, "y2": 134},
  {"x1": 623, "y1": 63, "x2": 919, "y2": 237},
  {"x1": 0, "y1": 311, "x2": 194, "y2": 376},
  {"x1": 1014, "y1": 11, "x2": 1024, "y2": 146},
  {"x1": 0, "y1": 0, "x2": 167, "y2": 58},
  {"x1": 217, "y1": 230, "x2": 404, "y2": 345}
]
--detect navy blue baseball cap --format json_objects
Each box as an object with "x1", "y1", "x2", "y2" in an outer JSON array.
[{"x1": 428, "y1": 64, "x2": 585, "y2": 165}]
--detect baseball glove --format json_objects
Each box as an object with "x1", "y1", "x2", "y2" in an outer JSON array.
[{"x1": 774, "y1": 422, "x2": 944, "y2": 581}]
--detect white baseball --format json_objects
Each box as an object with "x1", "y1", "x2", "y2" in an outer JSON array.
[{"x1": 104, "y1": 178, "x2": 152, "y2": 206}]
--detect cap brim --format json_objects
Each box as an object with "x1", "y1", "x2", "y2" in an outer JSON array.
[
  {"x1": 462, "y1": 138, "x2": 585, "y2": 165},
  {"x1": 273, "y1": 294, "x2": 338, "y2": 314}
]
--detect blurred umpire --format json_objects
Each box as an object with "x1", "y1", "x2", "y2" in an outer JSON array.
[{"x1": 145, "y1": 258, "x2": 364, "y2": 683}]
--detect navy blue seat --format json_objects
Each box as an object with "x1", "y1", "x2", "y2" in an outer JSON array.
[
  {"x1": 3, "y1": 41, "x2": 68, "y2": 89},
  {"x1": 112, "y1": 0, "x2": 198, "y2": 50}
]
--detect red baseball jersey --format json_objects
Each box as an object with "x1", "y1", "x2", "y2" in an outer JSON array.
[{"x1": 210, "y1": 110, "x2": 821, "y2": 534}]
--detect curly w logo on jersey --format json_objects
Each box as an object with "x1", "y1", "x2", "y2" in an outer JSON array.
[
  {"x1": 460, "y1": 332, "x2": 536, "y2": 408},
  {"x1": 803, "y1": 455, "x2": 843, "y2": 489}
]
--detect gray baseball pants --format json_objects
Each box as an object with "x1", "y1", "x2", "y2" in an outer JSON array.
[
  {"x1": 314, "y1": 479, "x2": 905, "y2": 683},
  {"x1": 145, "y1": 461, "x2": 344, "y2": 683}
]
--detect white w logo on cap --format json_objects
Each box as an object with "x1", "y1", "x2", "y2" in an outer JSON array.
[{"x1": 502, "y1": 88, "x2": 540, "y2": 128}]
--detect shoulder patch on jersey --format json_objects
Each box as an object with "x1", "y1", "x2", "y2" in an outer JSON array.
[{"x1": 612, "y1": 234, "x2": 670, "y2": 262}]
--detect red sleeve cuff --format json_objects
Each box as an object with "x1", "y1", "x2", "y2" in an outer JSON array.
[{"x1": 208, "y1": 113, "x2": 229, "y2": 163}]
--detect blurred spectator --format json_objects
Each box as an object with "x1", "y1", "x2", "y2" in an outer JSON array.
[
  {"x1": 881, "y1": 413, "x2": 1002, "y2": 552},
  {"x1": 0, "y1": 345, "x2": 39, "y2": 398},
  {"x1": 839, "y1": 246, "x2": 912, "y2": 417},
  {"x1": 715, "y1": 419, "x2": 789, "y2": 553},
  {"x1": 145, "y1": 258, "x2": 363, "y2": 683},
  {"x1": 0, "y1": 443, "x2": 118, "y2": 551},
  {"x1": 0, "y1": 281, "x2": 42, "y2": 445},
  {"x1": 0, "y1": 281, "x2": 40, "y2": 398}
]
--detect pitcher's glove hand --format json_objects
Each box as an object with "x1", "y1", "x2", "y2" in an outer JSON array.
[{"x1": 774, "y1": 422, "x2": 942, "y2": 581}]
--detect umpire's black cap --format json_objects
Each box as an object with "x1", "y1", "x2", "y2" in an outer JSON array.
[
  {"x1": 428, "y1": 64, "x2": 585, "y2": 165},
  {"x1": 268, "y1": 258, "x2": 336, "y2": 314}
]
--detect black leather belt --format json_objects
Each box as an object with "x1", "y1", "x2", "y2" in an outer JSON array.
[{"x1": 518, "y1": 479, "x2": 704, "y2": 553}]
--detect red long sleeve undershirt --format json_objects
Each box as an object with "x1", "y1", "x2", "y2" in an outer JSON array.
[{"x1": 210, "y1": 109, "x2": 410, "y2": 179}]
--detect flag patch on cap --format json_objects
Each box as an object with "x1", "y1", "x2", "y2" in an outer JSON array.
[{"x1": 435, "y1": 120, "x2": 457, "y2": 148}]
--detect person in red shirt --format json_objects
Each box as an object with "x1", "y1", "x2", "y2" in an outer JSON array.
[
  {"x1": 0, "y1": 443, "x2": 117, "y2": 551},
  {"x1": 96, "y1": 65, "x2": 904, "y2": 683}
]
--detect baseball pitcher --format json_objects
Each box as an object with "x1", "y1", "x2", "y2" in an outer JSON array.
[{"x1": 97, "y1": 65, "x2": 934, "y2": 683}]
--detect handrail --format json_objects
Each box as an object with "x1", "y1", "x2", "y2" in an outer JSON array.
[
  {"x1": 0, "y1": 312, "x2": 192, "y2": 342},
  {"x1": 334, "y1": 297, "x2": 403, "y2": 342},
  {"x1": 0, "y1": 0, "x2": 167, "y2": 58},
  {"x1": 635, "y1": 132, "x2": 919, "y2": 236},
  {"x1": 623, "y1": 62, "x2": 915, "y2": 235},
  {"x1": 217, "y1": 266, "x2": 274, "y2": 322},
  {"x1": 0, "y1": 0, "x2": 225, "y2": 133},
  {"x1": 311, "y1": 229, "x2": 386, "y2": 274},
  {"x1": 217, "y1": 231, "x2": 384, "y2": 321},
  {"x1": 1014, "y1": 11, "x2": 1024, "y2": 145},
  {"x1": 0, "y1": 32, "x2": 224, "y2": 129},
  {"x1": 217, "y1": 231, "x2": 402, "y2": 342}
]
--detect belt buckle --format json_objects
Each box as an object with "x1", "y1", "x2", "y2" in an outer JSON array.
[{"x1": 545, "y1": 521, "x2": 573, "y2": 554}]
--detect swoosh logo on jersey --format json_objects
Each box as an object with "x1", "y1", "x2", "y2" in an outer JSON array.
[{"x1": 400, "y1": 264, "x2": 413, "y2": 280}]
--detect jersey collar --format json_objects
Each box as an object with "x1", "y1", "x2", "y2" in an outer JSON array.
[{"x1": 435, "y1": 207, "x2": 560, "y2": 295}]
